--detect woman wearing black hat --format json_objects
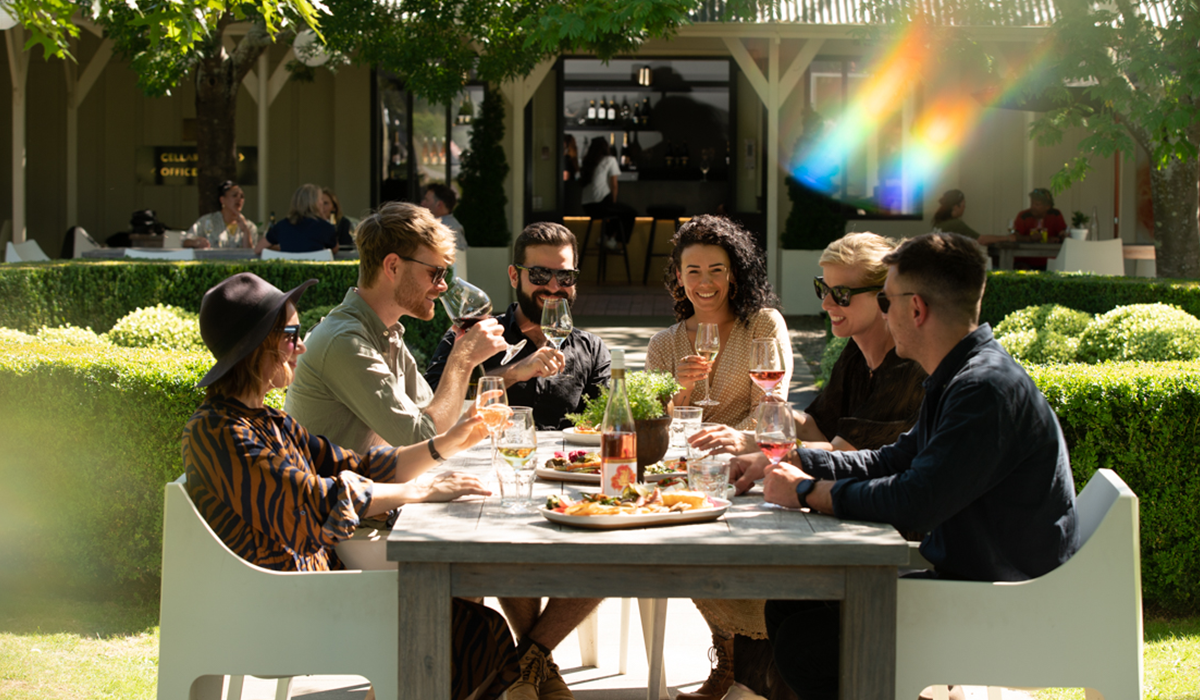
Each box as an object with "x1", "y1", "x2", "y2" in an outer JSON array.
[
  {"x1": 184, "y1": 180, "x2": 258, "y2": 249},
  {"x1": 182, "y1": 272, "x2": 520, "y2": 700}
]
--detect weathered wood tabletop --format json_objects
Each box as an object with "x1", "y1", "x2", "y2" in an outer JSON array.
[{"x1": 386, "y1": 431, "x2": 908, "y2": 700}]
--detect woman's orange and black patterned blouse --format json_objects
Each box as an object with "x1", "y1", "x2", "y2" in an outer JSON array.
[{"x1": 181, "y1": 395, "x2": 400, "y2": 572}]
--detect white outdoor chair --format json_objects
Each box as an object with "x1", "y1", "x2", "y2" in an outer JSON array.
[
  {"x1": 162, "y1": 230, "x2": 184, "y2": 248},
  {"x1": 158, "y1": 478, "x2": 398, "y2": 700},
  {"x1": 1055, "y1": 237, "x2": 1125, "y2": 276},
  {"x1": 261, "y1": 248, "x2": 334, "y2": 261},
  {"x1": 125, "y1": 247, "x2": 195, "y2": 261},
  {"x1": 337, "y1": 530, "x2": 669, "y2": 700},
  {"x1": 72, "y1": 228, "x2": 100, "y2": 258},
  {"x1": 895, "y1": 468, "x2": 1142, "y2": 700},
  {"x1": 6, "y1": 239, "x2": 51, "y2": 262}
]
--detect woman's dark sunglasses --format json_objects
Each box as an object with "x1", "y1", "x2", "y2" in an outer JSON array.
[
  {"x1": 813, "y1": 276, "x2": 882, "y2": 307},
  {"x1": 281, "y1": 324, "x2": 302, "y2": 346},
  {"x1": 514, "y1": 264, "x2": 580, "y2": 287}
]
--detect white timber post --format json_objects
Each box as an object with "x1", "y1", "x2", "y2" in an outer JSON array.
[
  {"x1": 501, "y1": 59, "x2": 555, "y2": 245},
  {"x1": 7, "y1": 26, "x2": 27, "y2": 244},
  {"x1": 64, "y1": 33, "x2": 113, "y2": 228},
  {"x1": 242, "y1": 47, "x2": 294, "y2": 227}
]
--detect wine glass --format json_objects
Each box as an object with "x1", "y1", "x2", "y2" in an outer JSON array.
[
  {"x1": 693, "y1": 322, "x2": 721, "y2": 407},
  {"x1": 755, "y1": 402, "x2": 796, "y2": 469},
  {"x1": 700, "y1": 147, "x2": 714, "y2": 181},
  {"x1": 440, "y1": 277, "x2": 527, "y2": 365},
  {"x1": 476, "y1": 376, "x2": 511, "y2": 467},
  {"x1": 749, "y1": 338, "x2": 785, "y2": 400},
  {"x1": 540, "y1": 297, "x2": 574, "y2": 378},
  {"x1": 497, "y1": 406, "x2": 537, "y2": 511}
]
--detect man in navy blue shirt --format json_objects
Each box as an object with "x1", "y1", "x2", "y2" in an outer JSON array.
[{"x1": 734, "y1": 232, "x2": 1080, "y2": 700}]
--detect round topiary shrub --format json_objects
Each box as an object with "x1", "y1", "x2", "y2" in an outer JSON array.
[
  {"x1": 0, "y1": 327, "x2": 34, "y2": 344},
  {"x1": 36, "y1": 324, "x2": 110, "y2": 347},
  {"x1": 818, "y1": 335, "x2": 851, "y2": 387},
  {"x1": 994, "y1": 304, "x2": 1092, "y2": 338},
  {"x1": 997, "y1": 328, "x2": 1080, "y2": 365},
  {"x1": 1076, "y1": 303, "x2": 1200, "y2": 363},
  {"x1": 299, "y1": 304, "x2": 336, "y2": 335},
  {"x1": 104, "y1": 304, "x2": 206, "y2": 352}
]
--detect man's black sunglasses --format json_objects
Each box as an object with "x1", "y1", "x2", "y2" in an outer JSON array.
[
  {"x1": 514, "y1": 264, "x2": 580, "y2": 287},
  {"x1": 875, "y1": 291, "x2": 917, "y2": 314},
  {"x1": 399, "y1": 256, "x2": 449, "y2": 284},
  {"x1": 281, "y1": 324, "x2": 302, "y2": 346},
  {"x1": 813, "y1": 276, "x2": 882, "y2": 307}
]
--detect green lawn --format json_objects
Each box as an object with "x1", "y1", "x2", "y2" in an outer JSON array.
[{"x1": 1, "y1": 590, "x2": 1197, "y2": 700}]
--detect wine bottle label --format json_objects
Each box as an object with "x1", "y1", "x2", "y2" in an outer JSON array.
[{"x1": 601, "y1": 458, "x2": 638, "y2": 496}]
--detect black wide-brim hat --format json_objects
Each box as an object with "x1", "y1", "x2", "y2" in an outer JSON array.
[{"x1": 197, "y1": 272, "x2": 317, "y2": 387}]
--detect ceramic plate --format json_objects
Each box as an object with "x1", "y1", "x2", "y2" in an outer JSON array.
[
  {"x1": 562, "y1": 427, "x2": 602, "y2": 445},
  {"x1": 540, "y1": 499, "x2": 731, "y2": 530},
  {"x1": 535, "y1": 466, "x2": 687, "y2": 485}
]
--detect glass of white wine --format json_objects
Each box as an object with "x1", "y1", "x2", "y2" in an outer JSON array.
[
  {"x1": 694, "y1": 322, "x2": 721, "y2": 407},
  {"x1": 497, "y1": 406, "x2": 537, "y2": 510},
  {"x1": 540, "y1": 297, "x2": 574, "y2": 378},
  {"x1": 476, "y1": 376, "x2": 511, "y2": 469}
]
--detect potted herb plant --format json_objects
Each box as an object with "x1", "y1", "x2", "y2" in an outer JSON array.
[
  {"x1": 1069, "y1": 211, "x2": 1091, "y2": 240},
  {"x1": 568, "y1": 370, "x2": 682, "y2": 468}
]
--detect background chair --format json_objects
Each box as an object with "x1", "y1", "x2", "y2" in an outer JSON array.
[
  {"x1": 70, "y1": 227, "x2": 101, "y2": 258},
  {"x1": 125, "y1": 247, "x2": 195, "y2": 261},
  {"x1": 1055, "y1": 237, "x2": 1125, "y2": 276},
  {"x1": 895, "y1": 469, "x2": 1142, "y2": 700},
  {"x1": 157, "y1": 479, "x2": 398, "y2": 700},
  {"x1": 6, "y1": 239, "x2": 52, "y2": 262},
  {"x1": 163, "y1": 230, "x2": 184, "y2": 248},
  {"x1": 260, "y1": 248, "x2": 334, "y2": 261}
]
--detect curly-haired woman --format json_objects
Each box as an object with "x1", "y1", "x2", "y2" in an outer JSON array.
[{"x1": 645, "y1": 214, "x2": 793, "y2": 439}]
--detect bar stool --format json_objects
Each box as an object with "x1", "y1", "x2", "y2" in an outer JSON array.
[
  {"x1": 642, "y1": 205, "x2": 685, "y2": 283},
  {"x1": 582, "y1": 204, "x2": 632, "y2": 283}
]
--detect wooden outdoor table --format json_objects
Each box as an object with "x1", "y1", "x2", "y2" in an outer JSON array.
[
  {"x1": 987, "y1": 241, "x2": 1155, "y2": 271},
  {"x1": 79, "y1": 247, "x2": 359, "y2": 260},
  {"x1": 386, "y1": 431, "x2": 908, "y2": 700}
]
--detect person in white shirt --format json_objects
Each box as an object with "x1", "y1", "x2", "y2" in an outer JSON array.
[
  {"x1": 421, "y1": 184, "x2": 468, "y2": 253},
  {"x1": 579, "y1": 137, "x2": 636, "y2": 249}
]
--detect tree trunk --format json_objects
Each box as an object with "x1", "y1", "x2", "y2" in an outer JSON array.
[
  {"x1": 192, "y1": 20, "x2": 271, "y2": 219},
  {"x1": 1149, "y1": 154, "x2": 1200, "y2": 279}
]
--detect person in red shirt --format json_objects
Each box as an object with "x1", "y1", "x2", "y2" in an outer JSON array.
[{"x1": 1013, "y1": 188, "x2": 1068, "y2": 241}]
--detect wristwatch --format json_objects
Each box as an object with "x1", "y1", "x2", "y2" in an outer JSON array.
[{"x1": 795, "y1": 479, "x2": 817, "y2": 510}]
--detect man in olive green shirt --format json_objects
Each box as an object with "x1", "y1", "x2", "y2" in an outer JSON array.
[{"x1": 285, "y1": 202, "x2": 505, "y2": 453}]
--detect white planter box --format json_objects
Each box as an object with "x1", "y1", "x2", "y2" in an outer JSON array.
[
  {"x1": 465, "y1": 247, "x2": 513, "y2": 308},
  {"x1": 779, "y1": 249, "x2": 825, "y2": 315}
]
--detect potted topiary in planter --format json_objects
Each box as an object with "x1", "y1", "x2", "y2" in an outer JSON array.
[
  {"x1": 568, "y1": 370, "x2": 682, "y2": 468},
  {"x1": 457, "y1": 85, "x2": 513, "y2": 305},
  {"x1": 1069, "y1": 211, "x2": 1090, "y2": 240}
]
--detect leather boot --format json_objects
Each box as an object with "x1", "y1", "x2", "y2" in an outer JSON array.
[
  {"x1": 505, "y1": 644, "x2": 547, "y2": 700},
  {"x1": 536, "y1": 653, "x2": 575, "y2": 700},
  {"x1": 676, "y1": 631, "x2": 735, "y2": 700}
]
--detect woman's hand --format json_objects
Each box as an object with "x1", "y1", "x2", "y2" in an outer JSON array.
[
  {"x1": 438, "y1": 413, "x2": 490, "y2": 456},
  {"x1": 688, "y1": 424, "x2": 753, "y2": 455},
  {"x1": 675, "y1": 354, "x2": 712, "y2": 392},
  {"x1": 421, "y1": 471, "x2": 492, "y2": 502}
]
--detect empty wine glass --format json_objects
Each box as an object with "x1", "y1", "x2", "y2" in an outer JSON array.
[
  {"x1": 441, "y1": 277, "x2": 527, "y2": 365},
  {"x1": 749, "y1": 338, "x2": 785, "y2": 400},
  {"x1": 476, "y1": 376, "x2": 511, "y2": 466},
  {"x1": 540, "y1": 297, "x2": 574, "y2": 378},
  {"x1": 693, "y1": 322, "x2": 720, "y2": 407},
  {"x1": 755, "y1": 402, "x2": 796, "y2": 469},
  {"x1": 497, "y1": 406, "x2": 537, "y2": 511}
]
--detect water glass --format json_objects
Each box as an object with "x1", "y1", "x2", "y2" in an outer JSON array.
[
  {"x1": 688, "y1": 456, "x2": 730, "y2": 503},
  {"x1": 671, "y1": 406, "x2": 704, "y2": 450},
  {"x1": 497, "y1": 407, "x2": 537, "y2": 510}
]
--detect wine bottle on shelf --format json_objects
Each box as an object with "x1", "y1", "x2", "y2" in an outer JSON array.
[
  {"x1": 632, "y1": 100, "x2": 642, "y2": 126},
  {"x1": 611, "y1": 132, "x2": 620, "y2": 166},
  {"x1": 664, "y1": 140, "x2": 674, "y2": 168},
  {"x1": 626, "y1": 131, "x2": 641, "y2": 171},
  {"x1": 600, "y1": 349, "x2": 639, "y2": 495},
  {"x1": 620, "y1": 132, "x2": 630, "y2": 168},
  {"x1": 641, "y1": 97, "x2": 651, "y2": 125},
  {"x1": 606, "y1": 96, "x2": 617, "y2": 123},
  {"x1": 681, "y1": 141, "x2": 690, "y2": 168},
  {"x1": 587, "y1": 100, "x2": 597, "y2": 125},
  {"x1": 620, "y1": 96, "x2": 631, "y2": 124},
  {"x1": 599, "y1": 97, "x2": 609, "y2": 124}
]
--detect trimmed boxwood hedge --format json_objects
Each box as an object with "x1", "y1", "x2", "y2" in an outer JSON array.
[
  {"x1": 1031, "y1": 361, "x2": 1200, "y2": 614},
  {"x1": 981, "y1": 271, "x2": 1200, "y2": 327},
  {"x1": 0, "y1": 259, "x2": 450, "y2": 370}
]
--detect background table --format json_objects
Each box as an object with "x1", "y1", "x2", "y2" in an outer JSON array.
[
  {"x1": 987, "y1": 241, "x2": 1155, "y2": 271},
  {"x1": 80, "y1": 247, "x2": 360, "y2": 260},
  {"x1": 386, "y1": 431, "x2": 908, "y2": 700}
]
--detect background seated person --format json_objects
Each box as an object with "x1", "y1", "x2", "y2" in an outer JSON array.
[
  {"x1": 183, "y1": 272, "x2": 519, "y2": 700},
  {"x1": 257, "y1": 183, "x2": 339, "y2": 254},
  {"x1": 931, "y1": 189, "x2": 1012, "y2": 246},
  {"x1": 184, "y1": 180, "x2": 257, "y2": 249},
  {"x1": 1013, "y1": 187, "x2": 1067, "y2": 242}
]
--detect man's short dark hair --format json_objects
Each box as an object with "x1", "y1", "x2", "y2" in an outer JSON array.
[
  {"x1": 882, "y1": 232, "x2": 987, "y2": 326},
  {"x1": 425, "y1": 184, "x2": 457, "y2": 212},
  {"x1": 514, "y1": 222, "x2": 579, "y2": 268}
]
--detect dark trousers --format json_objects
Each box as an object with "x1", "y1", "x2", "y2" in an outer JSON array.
[
  {"x1": 583, "y1": 195, "x2": 637, "y2": 243},
  {"x1": 764, "y1": 599, "x2": 840, "y2": 700}
]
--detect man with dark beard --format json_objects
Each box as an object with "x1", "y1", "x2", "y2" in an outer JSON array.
[
  {"x1": 426, "y1": 222, "x2": 609, "y2": 700},
  {"x1": 425, "y1": 221, "x2": 611, "y2": 430}
]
